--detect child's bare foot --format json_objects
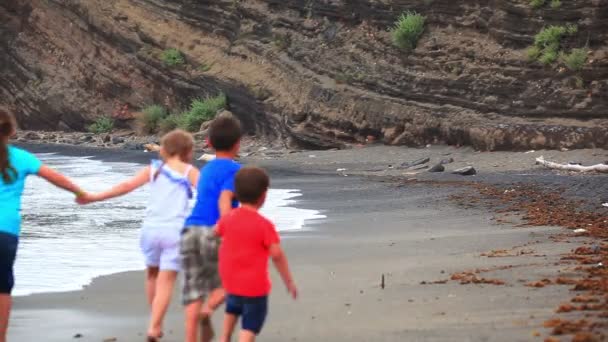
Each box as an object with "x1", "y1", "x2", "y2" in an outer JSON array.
[
  {"x1": 146, "y1": 330, "x2": 163, "y2": 341},
  {"x1": 200, "y1": 317, "x2": 214, "y2": 342}
]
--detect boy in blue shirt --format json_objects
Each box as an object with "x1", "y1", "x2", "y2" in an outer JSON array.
[{"x1": 180, "y1": 116, "x2": 242, "y2": 342}]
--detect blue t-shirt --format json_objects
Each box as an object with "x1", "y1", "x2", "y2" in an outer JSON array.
[
  {"x1": 185, "y1": 158, "x2": 241, "y2": 227},
  {"x1": 0, "y1": 146, "x2": 42, "y2": 236}
]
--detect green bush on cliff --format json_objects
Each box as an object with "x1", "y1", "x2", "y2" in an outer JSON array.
[
  {"x1": 539, "y1": 49, "x2": 558, "y2": 65},
  {"x1": 534, "y1": 25, "x2": 567, "y2": 49},
  {"x1": 159, "y1": 114, "x2": 183, "y2": 133},
  {"x1": 161, "y1": 48, "x2": 185, "y2": 67},
  {"x1": 526, "y1": 46, "x2": 542, "y2": 61},
  {"x1": 391, "y1": 11, "x2": 426, "y2": 51},
  {"x1": 528, "y1": 25, "x2": 579, "y2": 66},
  {"x1": 550, "y1": 0, "x2": 561, "y2": 9},
  {"x1": 179, "y1": 94, "x2": 227, "y2": 132},
  {"x1": 140, "y1": 105, "x2": 168, "y2": 134},
  {"x1": 561, "y1": 48, "x2": 587, "y2": 71},
  {"x1": 88, "y1": 116, "x2": 114, "y2": 134},
  {"x1": 530, "y1": 0, "x2": 546, "y2": 9}
]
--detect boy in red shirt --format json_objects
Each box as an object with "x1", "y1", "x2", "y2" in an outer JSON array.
[{"x1": 216, "y1": 167, "x2": 297, "y2": 342}]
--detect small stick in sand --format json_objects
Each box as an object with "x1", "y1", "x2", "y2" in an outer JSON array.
[{"x1": 381, "y1": 274, "x2": 385, "y2": 289}]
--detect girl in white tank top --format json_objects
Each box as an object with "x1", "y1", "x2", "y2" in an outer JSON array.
[{"x1": 78, "y1": 130, "x2": 199, "y2": 341}]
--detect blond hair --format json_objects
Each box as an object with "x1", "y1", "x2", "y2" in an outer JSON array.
[{"x1": 160, "y1": 129, "x2": 194, "y2": 162}]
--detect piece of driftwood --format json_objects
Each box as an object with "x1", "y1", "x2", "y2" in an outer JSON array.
[
  {"x1": 143, "y1": 143, "x2": 161, "y2": 152},
  {"x1": 535, "y1": 156, "x2": 608, "y2": 173},
  {"x1": 198, "y1": 153, "x2": 216, "y2": 162}
]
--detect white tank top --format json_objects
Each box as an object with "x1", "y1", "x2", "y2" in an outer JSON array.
[{"x1": 142, "y1": 160, "x2": 193, "y2": 230}]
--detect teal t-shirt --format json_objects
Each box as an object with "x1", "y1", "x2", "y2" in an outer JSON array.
[{"x1": 0, "y1": 146, "x2": 42, "y2": 236}]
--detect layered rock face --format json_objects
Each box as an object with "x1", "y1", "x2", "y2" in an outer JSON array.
[{"x1": 1, "y1": 0, "x2": 607, "y2": 150}]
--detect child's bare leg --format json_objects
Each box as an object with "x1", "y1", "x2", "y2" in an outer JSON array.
[
  {"x1": 145, "y1": 267, "x2": 159, "y2": 306},
  {"x1": 200, "y1": 315, "x2": 215, "y2": 342},
  {"x1": 238, "y1": 330, "x2": 256, "y2": 342},
  {"x1": 147, "y1": 270, "x2": 177, "y2": 337},
  {"x1": 185, "y1": 299, "x2": 202, "y2": 342},
  {"x1": 0, "y1": 294, "x2": 11, "y2": 342},
  {"x1": 220, "y1": 313, "x2": 237, "y2": 342},
  {"x1": 201, "y1": 287, "x2": 226, "y2": 317}
]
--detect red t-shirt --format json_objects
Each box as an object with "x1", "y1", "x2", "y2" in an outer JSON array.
[{"x1": 217, "y1": 207, "x2": 280, "y2": 297}]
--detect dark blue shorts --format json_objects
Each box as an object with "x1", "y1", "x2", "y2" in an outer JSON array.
[
  {"x1": 225, "y1": 294, "x2": 268, "y2": 334},
  {"x1": 0, "y1": 232, "x2": 18, "y2": 294}
]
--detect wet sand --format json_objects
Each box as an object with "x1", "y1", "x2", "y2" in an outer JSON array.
[{"x1": 9, "y1": 144, "x2": 607, "y2": 341}]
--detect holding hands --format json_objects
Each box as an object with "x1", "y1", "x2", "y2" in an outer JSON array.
[{"x1": 75, "y1": 192, "x2": 100, "y2": 205}]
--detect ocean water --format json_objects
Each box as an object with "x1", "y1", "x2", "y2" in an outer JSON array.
[{"x1": 14, "y1": 153, "x2": 324, "y2": 296}]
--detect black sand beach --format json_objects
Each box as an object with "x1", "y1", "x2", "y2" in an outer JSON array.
[{"x1": 9, "y1": 144, "x2": 608, "y2": 341}]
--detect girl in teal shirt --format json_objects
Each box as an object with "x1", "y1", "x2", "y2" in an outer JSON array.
[{"x1": 0, "y1": 110, "x2": 85, "y2": 341}]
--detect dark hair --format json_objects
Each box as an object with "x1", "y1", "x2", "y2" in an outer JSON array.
[
  {"x1": 0, "y1": 110, "x2": 17, "y2": 184},
  {"x1": 209, "y1": 116, "x2": 242, "y2": 152},
  {"x1": 235, "y1": 167, "x2": 270, "y2": 204}
]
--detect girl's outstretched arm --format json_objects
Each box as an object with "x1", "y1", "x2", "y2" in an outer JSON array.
[
  {"x1": 79, "y1": 166, "x2": 151, "y2": 204},
  {"x1": 37, "y1": 165, "x2": 85, "y2": 196},
  {"x1": 187, "y1": 166, "x2": 200, "y2": 188}
]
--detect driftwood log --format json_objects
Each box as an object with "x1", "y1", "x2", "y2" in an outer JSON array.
[{"x1": 535, "y1": 156, "x2": 608, "y2": 173}]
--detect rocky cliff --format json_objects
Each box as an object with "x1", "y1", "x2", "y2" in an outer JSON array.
[{"x1": 1, "y1": 0, "x2": 607, "y2": 150}]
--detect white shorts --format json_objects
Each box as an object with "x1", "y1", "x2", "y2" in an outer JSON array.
[{"x1": 140, "y1": 228, "x2": 181, "y2": 271}]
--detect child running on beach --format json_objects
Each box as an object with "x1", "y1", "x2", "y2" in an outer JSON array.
[
  {"x1": 78, "y1": 129, "x2": 198, "y2": 341},
  {"x1": 0, "y1": 110, "x2": 86, "y2": 342},
  {"x1": 181, "y1": 116, "x2": 242, "y2": 342},
  {"x1": 216, "y1": 167, "x2": 298, "y2": 342}
]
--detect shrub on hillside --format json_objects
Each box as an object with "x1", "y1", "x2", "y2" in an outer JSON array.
[
  {"x1": 159, "y1": 114, "x2": 182, "y2": 133},
  {"x1": 139, "y1": 105, "x2": 168, "y2": 134},
  {"x1": 534, "y1": 25, "x2": 567, "y2": 50},
  {"x1": 530, "y1": 0, "x2": 545, "y2": 9},
  {"x1": 528, "y1": 25, "x2": 578, "y2": 66},
  {"x1": 561, "y1": 48, "x2": 587, "y2": 71},
  {"x1": 391, "y1": 11, "x2": 426, "y2": 51},
  {"x1": 539, "y1": 49, "x2": 558, "y2": 65},
  {"x1": 161, "y1": 48, "x2": 185, "y2": 67},
  {"x1": 179, "y1": 94, "x2": 227, "y2": 132},
  {"x1": 526, "y1": 46, "x2": 542, "y2": 61},
  {"x1": 88, "y1": 116, "x2": 114, "y2": 133},
  {"x1": 550, "y1": 0, "x2": 561, "y2": 9}
]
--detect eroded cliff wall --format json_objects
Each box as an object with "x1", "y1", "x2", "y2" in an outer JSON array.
[{"x1": 1, "y1": 0, "x2": 607, "y2": 150}]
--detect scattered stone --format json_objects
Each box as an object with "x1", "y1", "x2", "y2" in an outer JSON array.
[
  {"x1": 111, "y1": 136, "x2": 125, "y2": 144},
  {"x1": 123, "y1": 142, "x2": 143, "y2": 150},
  {"x1": 23, "y1": 132, "x2": 41, "y2": 140},
  {"x1": 440, "y1": 158, "x2": 454, "y2": 165},
  {"x1": 216, "y1": 110, "x2": 234, "y2": 119},
  {"x1": 199, "y1": 120, "x2": 212, "y2": 133},
  {"x1": 452, "y1": 166, "x2": 477, "y2": 176},
  {"x1": 103, "y1": 134, "x2": 111, "y2": 143},
  {"x1": 398, "y1": 157, "x2": 430, "y2": 169},
  {"x1": 73, "y1": 333, "x2": 83, "y2": 338},
  {"x1": 428, "y1": 164, "x2": 445, "y2": 172},
  {"x1": 102, "y1": 338, "x2": 117, "y2": 342}
]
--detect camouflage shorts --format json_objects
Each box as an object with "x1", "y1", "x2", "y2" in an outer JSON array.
[{"x1": 180, "y1": 226, "x2": 221, "y2": 305}]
